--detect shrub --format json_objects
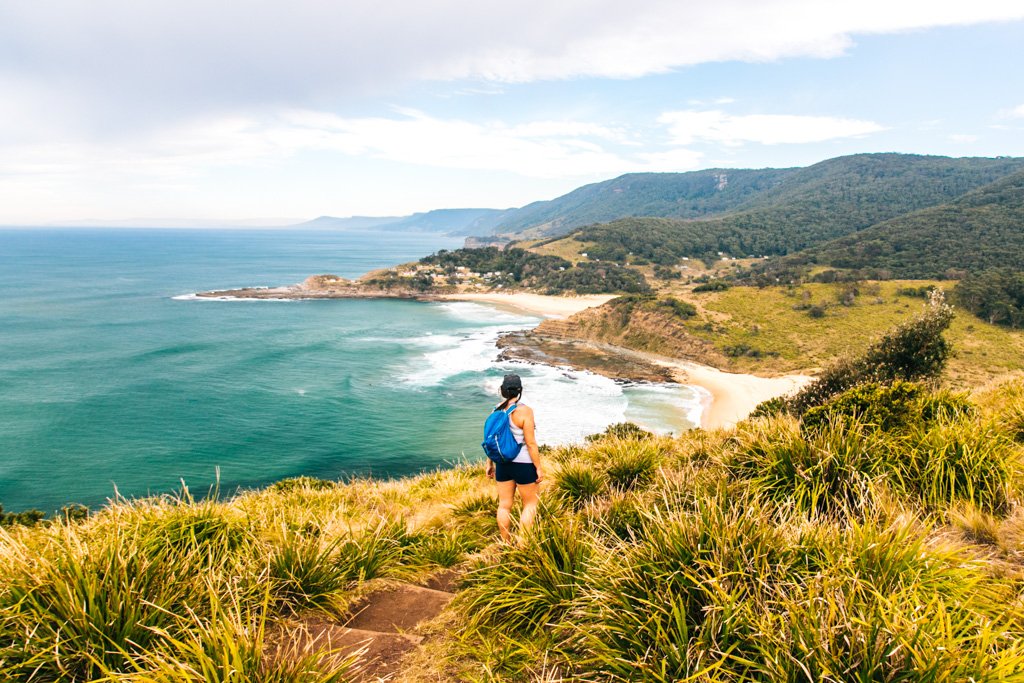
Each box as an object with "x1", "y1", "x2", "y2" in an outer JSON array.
[
  {"x1": 692, "y1": 280, "x2": 729, "y2": 292},
  {"x1": 0, "y1": 505, "x2": 45, "y2": 527},
  {"x1": 801, "y1": 381, "x2": 926, "y2": 432},
  {"x1": 653, "y1": 297, "x2": 697, "y2": 320},
  {"x1": 801, "y1": 381, "x2": 977, "y2": 434}
]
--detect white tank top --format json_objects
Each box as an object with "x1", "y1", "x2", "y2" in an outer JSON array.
[{"x1": 509, "y1": 403, "x2": 534, "y2": 464}]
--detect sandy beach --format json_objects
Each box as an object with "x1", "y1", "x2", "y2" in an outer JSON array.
[
  {"x1": 440, "y1": 292, "x2": 616, "y2": 318},
  {"x1": 661, "y1": 360, "x2": 813, "y2": 430}
]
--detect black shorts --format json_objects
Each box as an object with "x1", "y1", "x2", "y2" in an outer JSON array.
[{"x1": 495, "y1": 461, "x2": 538, "y2": 485}]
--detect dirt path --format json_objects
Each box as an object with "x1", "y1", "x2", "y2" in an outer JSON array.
[{"x1": 273, "y1": 569, "x2": 462, "y2": 681}]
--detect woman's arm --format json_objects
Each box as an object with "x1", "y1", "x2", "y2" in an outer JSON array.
[{"x1": 519, "y1": 407, "x2": 543, "y2": 482}]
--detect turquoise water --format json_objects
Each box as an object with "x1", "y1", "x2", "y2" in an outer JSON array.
[{"x1": 0, "y1": 229, "x2": 704, "y2": 513}]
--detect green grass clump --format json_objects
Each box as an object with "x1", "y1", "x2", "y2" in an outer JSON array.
[
  {"x1": 593, "y1": 437, "x2": 665, "y2": 492},
  {"x1": 334, "y1": 517, "x2": 419, "y2": 583},
  {"x1": 576, "y1": 499, "x2": 797, "y2": 680},
  {"x1": 592, "y1": 492, "x2": 649, "y2": 542},
  {"x1": 731, "y1": 416, "x2": 884, "y2": 516},
  {"x1": 268, "y1": 533, "x2": 349, "y2": 613},
  {"x1": 1, "y1": 527, "x2": 191, "y2": 680},
  {"x1": 552, "y1": 461, "x2": 608, "y2": 510},
  {"x1": 458, "y1": 513, "x2": 591, "y2": 638},
  {"x1": 119, "y1": 590, "x2": 355, "y2": 682},
  {"x1": 903, "y1": 419, "x2": 1019, "y2": 514}
]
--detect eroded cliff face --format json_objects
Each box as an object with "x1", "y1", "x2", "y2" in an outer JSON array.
[{"x1": 496, "y1": 301, "x2": 729, "y2": 381}]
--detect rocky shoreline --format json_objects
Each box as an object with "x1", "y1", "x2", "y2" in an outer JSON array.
[{"x1": 495, "y1": 330, "x2": 677, "y2": 383}]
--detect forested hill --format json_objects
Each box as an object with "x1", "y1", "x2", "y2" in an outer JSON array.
[
  {"x1": 550, "y1": 154, "x2": 1024, "y2": 264},
  {"x1": 800, "y1": 169, "x2": 1024, "y2": 278},
  {"x1": 491, "y1": 168, "x2": 795, "y2": 237}
]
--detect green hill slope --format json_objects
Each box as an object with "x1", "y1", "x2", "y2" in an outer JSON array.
[
  {"x1": 493, "y1": 168, "x2": 795, "y2": 237},
  {"x1": 803, "y1": 169, "x2": 1024, "y2": 277},
  {"x1": 570, "y1": 154, "x2": 1024, "y2": 263}
]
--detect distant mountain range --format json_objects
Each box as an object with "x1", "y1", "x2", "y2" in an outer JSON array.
[
  {"x1": 297, "y1": 152, "x2": 1024, "y2": 277},
  {"x1": 292, "y1": 208, "x2": 515, "y2": 235}
]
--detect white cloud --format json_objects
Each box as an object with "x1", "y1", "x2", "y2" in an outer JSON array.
[
  {"x1": 949, "y1": 133, "x2": 980, "y2": 143},
  {"x1": 658, "y1": 110, "x2": 885, "y2": 146},
  {"x1": 0, "y1": 0, "x2": 1021, "y2": 126},
  {"x1": 996, "y1": 103, "x2": 1024, "y2": 119}
]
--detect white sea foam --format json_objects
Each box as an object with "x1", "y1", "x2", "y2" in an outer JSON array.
[
  {"x1": 401, "y1": 326, "x2": 510, "y2": 386},
  {"x1": 359, "y1": 333, "x2": 464, "y2": 349}
]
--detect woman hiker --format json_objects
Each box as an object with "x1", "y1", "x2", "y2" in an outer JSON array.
[{"x1": 485, "y1": 373, "x2": 544, "y2": 542}]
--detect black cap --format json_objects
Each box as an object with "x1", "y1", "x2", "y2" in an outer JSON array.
[{"x1": 501, "y1": 373, "x2": 522, "y2": 391}]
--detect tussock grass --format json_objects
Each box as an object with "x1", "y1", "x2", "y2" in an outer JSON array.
[
  {"x1": 268, "y1": 532, "x2": 349, "y2": 613},
  {"x1": 551, "y1": 461, "x2": 607, "y2": 510},
  {"x1": 458, "y1": 512, "x2": 591, "y2": 638},
  {"x1": 905, "y1": 419, "x2": 1019, "y2": 514},
  {"x1": 591, "y1": 436, "x2": 667, "y2": 492}
]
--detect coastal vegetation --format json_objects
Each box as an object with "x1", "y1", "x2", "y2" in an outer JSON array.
[{"x1": 417, "y1": 246, "x2": 649, "y2": 294}]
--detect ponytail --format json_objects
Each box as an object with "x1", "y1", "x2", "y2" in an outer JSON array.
[{"x1": 498, "y1": 387, "x2": 522, "y2": 411}]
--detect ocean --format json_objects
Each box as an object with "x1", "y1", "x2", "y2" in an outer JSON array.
[{"x1": 0, "y1": 228, "x2": 705, "y2": 513}]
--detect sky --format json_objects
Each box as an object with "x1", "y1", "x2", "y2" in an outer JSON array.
[{"x1": 1, "y1": 0, "x2": 1023, "y2": 225}]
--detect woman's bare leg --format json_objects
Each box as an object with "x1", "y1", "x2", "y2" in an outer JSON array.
[
  {"x1": 517, "y1": 482, "x2": 539, "y2": 535},
  {"x1": 496, "y1": 479, "x2": 517, "y2": 542}
]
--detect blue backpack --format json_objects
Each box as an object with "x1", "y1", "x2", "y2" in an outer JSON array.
[{"x1": 482, "y1": 404, "x2": 521, "y2": 463}]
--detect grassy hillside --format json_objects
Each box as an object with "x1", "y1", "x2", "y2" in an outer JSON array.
[
  {"x1": 569, "y1": 154, "x2": 1024, "y2": 264},
  {"x1": 2, "y1": 377, "x2": 1023, "y2": 681},
  {"x1": 533, "y1": 281, "x2": 1024, "y2": 386},
  {"x1": 802, "y1": 169, "x2": 1024, "y2": 277}
]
